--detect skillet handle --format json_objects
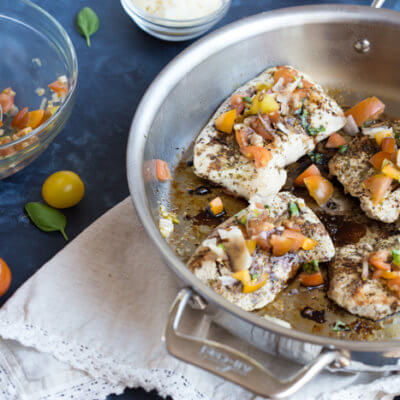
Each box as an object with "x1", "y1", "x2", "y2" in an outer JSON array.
[{"x1": 163, "y1": 288, "x2": 351, "y2": 399}]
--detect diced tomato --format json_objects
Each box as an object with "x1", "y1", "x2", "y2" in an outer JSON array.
[
  {"x1": 294, "y1": 164, "x2": 321, "y2": 186},
  {"x1": 156, "y1": 159, "x2": 171, "y2": 182},
  {"x1": 245, "y1": 239, "x2": 257, "y2": 254},
  {"x1": 381, "y1": 137, "x2": 396, "y2": 153},
  {"x1": 246, "y1": 213, "x2": 274, "y2": 238},
  {"x1": 381, "y1": 163, "x2": 400, "y2": 181},
  {"x1": 299, "y1": 271, "x2": 324, "y2": 287},
  {"x1": 268, "y1": 111, "x2": 282, "y2": 124},
  {"x1": 0, "y1": 87, "x2": 15, "y2": 113},
  {"x1": 281, "y1": 229, "x2": 306, "y2": 252},
  {"x1": 209, "y1": 197, "x2": 224, "y2": 216},
  {"x1": 270, "y1": 234, "x2": 293, "y2": 256},
  {"x1": 325, "y1": 133, "x2": 346, "y2": 149},
  {"x1": 387, "y1": 278, "x2": 400, "y2": 296},
  {"x1": 0, "y1": 258, "x2": 11, "y2": 297},
  {"x1": 303, "y1": 176, "x2": 334, "y2": 206},
  {"x1": 302, "y1": 237, "x2": 318, "y2": 251},
  {"x1": 273, "y1": 66, "x2": 298, "y2": 84},
  {"x1": 364, "y1": 174, "x2": 392, "y2": 205},
  {"x1": 242, "y1": 274, "x2": 268, "y2": 293},
  {"x1": 235, "y1": 126, "x2": 250, "y2": 148},
  {"x1": 282, "y1": 220, "x2": 301, "y2": 231},
  {"x1": 240, "y1": 146, "x2": 272, "y2": 168},
  {"x1": 11, "y1": 107, "x2": 29, "y2": 129},
  {"x1": 215, "y1": 109, "x2": 236, "y2": 134},
  {"x1": 27, "y1": 109, "x2": 44, "y2": 129},
  {"x1": 48, "y1": 80, "x2": 68, "y2": 97},
  {"x1": 230, "y1": 94, "x2": 245, "y2": 114},
  {"x1": 369, "y1": 151, "x2": 393, "y2": 170},
  {"x1": 375, "y1": 129, "x2": 393, "y2": 146},
  {"x1": 345, "y1": 96, "x2": 385, "y2": 126},
  {"x1": 369, "y1": 251, "x2": 391, "y2": 271},
  {"x1": 381, "y1": 270, "x2": 400, "y2": 280}
]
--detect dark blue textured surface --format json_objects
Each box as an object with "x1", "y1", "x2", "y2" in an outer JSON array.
[{"x1": 1, "y1": 0, "x2": 397, "y2": 398}]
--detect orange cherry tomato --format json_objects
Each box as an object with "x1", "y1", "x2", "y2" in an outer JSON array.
[
  {"x1": 299, "y1": 271, "x2": 324, "y2": 287},
  {"x1": 11, "y1": 107, "x2": 29, "y2": 129},
  {"x1": 27, "y1": 109, "x2": 45, "y2": 129},
  {"x1": 209, "y1": 197, "x2": 224, "y2": 216},
  {"x1": 156, "y1": 159, "x2": 171, "y2": 182},
  {"x1": 345, "y1": 96, "x2": 385, "y2": 126},
  {"x1": 281, "y1": 229, "x2": 306, "y2": 252},
  {"x1": 381, "y1": 137, "x2": 396, "y2": 153},
  {"x1": 369, "y1": 151, "x2": 393, "y2": 170},
  {"x1": 304, "y1": 175, "x2": 334, "y2": 206},
  {"x1": 270, "y1": 234, "x2": 293, "y2": 256},
  {"x1": 364, "y1": 174, "x2": 392, "y2": 205},
  {"x1": 0, "y1": 258, "x2": 11, "y2": 296},
  {"x1": 325, "y1": 133, "x2": 346, "y2": 149},
  {"x1": 294, "y1": 164, "x2": 321, "y2": 186},
  {"x1": 240, "y1": 145, "x2": 272, "y2": 168},
  {"x1": 273, "y1": 66, "x2": 298, "y2": 84},
  {"x1": 48, "y1": 80, "x2": 68, "y2": 97},
  {"x1": 369, "y1": 250, "x2": 391, "y2": 271}
]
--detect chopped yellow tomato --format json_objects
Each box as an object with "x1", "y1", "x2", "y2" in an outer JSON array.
[
  {"x1": 270, "y1": 234, "x2": 293, "y2": 256},
  {"x1": 209, "y1": 197, "x2": 224, "y2": 216},
  {"x1": 303, "y1": 175, "x2": 334, "y2": 206},
  {"x1": 294, "y1": 164, "x2": 321, "y2": 186},
  {"x1": 27, "y1": 109, "x2": 45, "y2": 129},
  {"x1": 299, "y1": 271, "x2": 324, "y2": 287},
  {"x1": 345, "y1": 96, "x2": 385, "y2": 126},
  {"x1": 256, "y1": 82, "x2": 272, "y2": 92},
  {"x1": 375, "y1": 129, "x2": 393, "y2": 146},
  {"x1": 381, "y1": 163, "x2": 400, "y2": 181},
  {"x1": 245, "y1": 239, "x2": 257, "y2": 254},
  {"x1": 302, "y1": 237, "x2": 318, "y2": 251},
  {"x1": 215, "y1": 109, "x2": 236, "y2": 134},
  {"x1": 240, "y1": 146, "x2": 272, "y2": 168},
  {"x1": 325, "y1": 133, "x2": 346, "y2": 149},
  {"x1": 369, "y1": 151, "x2": 393, "y2": 170},
  {"x1": 364, "y1": 174, "x2": 392, "y2": 205},
  {"x1": 156, "y1": 159, "x2": 171, "y2": 182},
  {"x1": 231, "y1": 270, "x2": 268, "y2": 293},
  {"x1": 249, "y1": 92, "x2": 279, "y2": 115}
]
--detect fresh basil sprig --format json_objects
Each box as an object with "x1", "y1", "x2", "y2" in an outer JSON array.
[
  {"x1": 25, "y1": 202, "x2": 68, "y2": 240},
  {"x1": 76, "y1": 7, "x2": 99, "y2": 47}
]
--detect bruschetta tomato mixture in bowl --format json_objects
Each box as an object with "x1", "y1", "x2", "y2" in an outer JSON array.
[{"x1": 0, "y1": 0, "x2": 77, "y2": 179}]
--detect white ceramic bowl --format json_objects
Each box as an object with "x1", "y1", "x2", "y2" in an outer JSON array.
[{"x1": 120, "y1": 0, "x2": 232, "y2": 41}]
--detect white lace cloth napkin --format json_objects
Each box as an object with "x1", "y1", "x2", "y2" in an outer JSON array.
[{"x1": 0, "y1": 198, "x2": 400, "y2": 400}]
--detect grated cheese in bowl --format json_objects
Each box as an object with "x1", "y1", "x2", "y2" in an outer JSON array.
[{"x1": 131, "y1": 0, "x2": 223, "y2": 20}]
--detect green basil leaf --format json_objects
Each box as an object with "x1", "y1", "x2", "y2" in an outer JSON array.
[
  {"x1": 25, "y1": 202, "x2": 68, "y2": 240},
  {"x1": 289, "y1": 201, "x2": 300, "y2": 217},
  {"x1": 338, "y1": 144, "x2": 348, "y2": 154},
  {"x1": 76, "y1": 7, "x2": 99, "y2": 47}
]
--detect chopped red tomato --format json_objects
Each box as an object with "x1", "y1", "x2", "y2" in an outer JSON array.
[
  {"x1": 240, "y1": 146, "x2": 272, "y2": 168},
  {"x1": 364, "y1": 174, "x2": 392, "y2": 205},
  {"x1": 325, "y1": 133, "x2": 346, "y2": 149},
  {"x1": 304, "y1": 176, "x2": 334, "y2": 206},
  {"x1": 299, "y1": 271, "x2": 324, "y2": 287},
  {"x1": 345, "y1": 96, "x2": 385, "y2": 126},
  {"x1": 0, "y1": 87, "x2": 15, "y2": 113},
  {"x1": 270, "y1": 234, "x2": 293, "y2": 256},
  {"x1": 273, "y1": 66, "x2": 298, "y2": 84},
  {"x1": 381, "y1": 137, "x2": 396, "y2": 153},
  {"x1": 230, "y1": 94, "x2": 245, "y2": 114},
  {"x1": 281, "y1": 229, "x2": 306, "y2": 252},
  {"x1": 156, "y1": 159, "x2": 171, "y2": 182},
  {"x1": 11, "y1": 107, "x2": 29, "y2": 129},
  {"x1": 294, "y1": 164, "x2": 321, "y2": 186},
  {"x1": 0, "y1": 258, "x2": 11, "y2": 297},
  {"x1": 369, "y1": 151, "x2": 393, "y2": 170},
  {"x1": 48, "y1": 80, "x2": 68, "y2": 97},
  {"x1": 369, "y1": 251, "x2": 391, "y2": 271}
]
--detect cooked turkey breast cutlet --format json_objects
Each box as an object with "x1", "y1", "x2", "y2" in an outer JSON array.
[
  {"x1": 329, "y1": 121, "x2": 400, "y2": 223},
  {"x1": 328, "y1": 236, "x2": 400, "y2": 320},
  {"x1": 194, "y1": 65, "x2": 346, "y2": 203},
  {"x1": 188, "y1": 192, "x2": 335, "y2": 311}
]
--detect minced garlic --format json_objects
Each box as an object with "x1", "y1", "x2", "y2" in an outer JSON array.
[{"x1": 132, "y1": 0, "x2": 223, "y2": 20}]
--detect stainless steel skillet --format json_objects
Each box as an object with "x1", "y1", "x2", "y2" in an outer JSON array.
[{"x1": 127, "y1": 1, "x2": 400, "y2": 397}]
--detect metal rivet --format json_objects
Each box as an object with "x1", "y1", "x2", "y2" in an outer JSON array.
[
  {"x1": 189, "y1": 293, "x2": 208, "y2": 310},
  {"x1": 354, "y1": 39, "x2": 370, "y2": 53}
]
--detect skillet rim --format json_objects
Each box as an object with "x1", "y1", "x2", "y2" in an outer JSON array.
[{"x1": 127, "y1": 4, "x2": 400, "y2": 353}]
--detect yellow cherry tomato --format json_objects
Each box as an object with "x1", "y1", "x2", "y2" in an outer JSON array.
[{"x1": 42, "y1": 171, "x2": 85, "y2": 209}]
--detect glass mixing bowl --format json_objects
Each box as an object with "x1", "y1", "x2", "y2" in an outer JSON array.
[
  {"x1": 120, "y1": 0, "x2": 232, "y2": 41},
  {"x1": 0, "y1": 0, "x2": 78, "y2": 179}
]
